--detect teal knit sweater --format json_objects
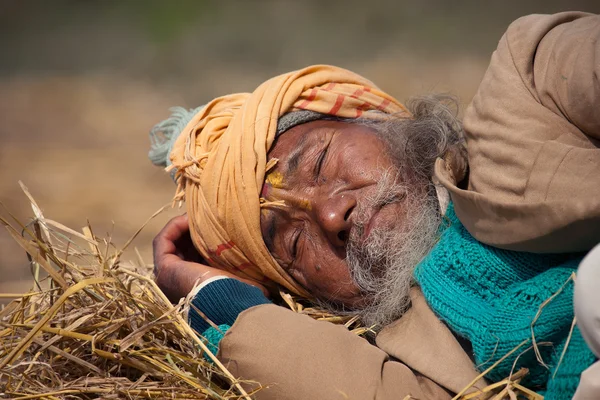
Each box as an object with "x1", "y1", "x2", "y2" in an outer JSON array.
[{"x1": 414, "y1": 205, "x2": 595, "y2": 399}]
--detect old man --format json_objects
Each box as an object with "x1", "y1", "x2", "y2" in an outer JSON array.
[{"x1": 150, "y1": 12, "x2": 600, "y2": 399}]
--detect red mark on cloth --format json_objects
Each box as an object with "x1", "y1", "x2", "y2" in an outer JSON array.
[
  {"x1": 328, "y1": 94, "x2": 345, "y2": 115},
  {"x1": 350, "y1": 88, "x2": 364, "y2": 99},
  {"x1": 215, "y1": 241, "x2": 235, "y2": 257},
  {"x1": 355, "y1": 102, "x2": 371, "y2": 118},
  {"x1": 237, "y1": 263, "x2": 253, "y2": 271},
  {"x1": 351, "y1": 87, "x2": 373, "y2": 117},
  {"x1": 297, "y1": 88, "x2": 318, "y2": 109},
  {"x1": 377, "y1": 98, "x2": 391, "y2": 112}
]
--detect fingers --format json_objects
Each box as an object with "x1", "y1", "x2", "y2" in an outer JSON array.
[
  {"x1": 153, "y1": 214, "x2": 189, "y2": 262},
  {"x1": 153, "y1": 214, "x2": 271, "y2": 301},
  {"x1": 153, "y1": 214, "x2": 188, "y2": 250}
]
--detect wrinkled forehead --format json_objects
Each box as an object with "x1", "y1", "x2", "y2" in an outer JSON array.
[
  {"x1": 272, "y1": 109, "x2": 387, "y2": 155},
  {"x1": 264, "y1": 119, "x2": 385, "y2": 195}
]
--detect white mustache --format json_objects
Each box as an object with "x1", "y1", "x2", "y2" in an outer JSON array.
[
  {"x1": 345, "y1": 173, "x2": 441, "y2": 327},
  {"x1": 349, "y1": 169, "x2": 408, "y2": 244}
]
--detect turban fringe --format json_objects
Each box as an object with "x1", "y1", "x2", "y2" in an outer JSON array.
[{"x1": 169, "y1": 65, "x2": 408, "y2": 297}]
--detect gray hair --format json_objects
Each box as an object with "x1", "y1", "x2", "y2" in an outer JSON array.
[
  {"x1": 318, "y1": 95, "x2": 464, "y2": 328},
  {"x1": 353, "y1": 94, "x2": 463, "y2": 183}
]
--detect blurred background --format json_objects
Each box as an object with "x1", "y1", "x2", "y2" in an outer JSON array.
[{"x1": 1, "y1": 0, "x2": 598, "y2": 297}]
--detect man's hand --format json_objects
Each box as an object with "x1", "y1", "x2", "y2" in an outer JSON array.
[{"x1": 153, "y1": 214, "x2": 268, "y2": 303}]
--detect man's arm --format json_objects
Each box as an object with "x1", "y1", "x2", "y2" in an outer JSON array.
[
  {"x1": 449, "y1": 12, "x2": 600, "y2": 253},
  {"x1": 152, "y1": 214, "x2": 268, "y2": 302},
  {"x1": 462, "y1": 11, "x2": 599, "y2": 198},
  {"x1": 219, "y1": 304, "x2": 452, "y2": 400},
  {"x1": 153, "y1": 216, "x2": 452, "y2": 400},
  {"x1": 532, "y1": 13, "x2": 600, "y2": 140}
]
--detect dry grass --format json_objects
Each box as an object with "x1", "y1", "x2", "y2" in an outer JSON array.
[
  {"x1": 0, "y1": 185, "x2": 371, "y2": 399},
  {"x1": 0, "y1": 185, "x2": 260, "y2": 399},
  {"x1": 0, "y1": 185, "x2": 548, "y2": 400},
  {"x1": 402, "y1": 368, "x2": 543, "y2": 400}
]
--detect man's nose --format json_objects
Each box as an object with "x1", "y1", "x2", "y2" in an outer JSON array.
[{"x1": 316, "y1": 194, "x2": 356, "y2": 247}]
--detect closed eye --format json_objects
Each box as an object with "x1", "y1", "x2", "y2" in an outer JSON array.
[
  {"x1": 314, "y1": 145, "x2": 329, "y2": 178},
  {"x1": 292, "y1": 228, "x2": 302, "y2": 260}
]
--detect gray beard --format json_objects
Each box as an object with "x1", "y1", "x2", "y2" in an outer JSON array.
[
  {"x1": 346, "y1": 169, "x2": 442, "y2": 327},
  {"x1": 311, "y1": 95, "x2": 462, "y2": 327}
]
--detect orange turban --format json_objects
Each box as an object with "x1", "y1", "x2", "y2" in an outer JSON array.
[{"x1": 169, "y1": 65, "x2": 407, "y2": 297}]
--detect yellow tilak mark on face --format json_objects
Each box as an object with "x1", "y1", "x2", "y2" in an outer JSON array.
[
  {"x1": 298, "y1": 198, "x2": 312, "y2": 211},
  {"x1": 266, "y1": 171, "x2": 284, "y2": 189}
]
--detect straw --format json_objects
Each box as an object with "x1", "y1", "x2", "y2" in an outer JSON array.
[
  {"x1": 0, "y1": 187, "x2": 548, "y2": 399},
  {"x1": 0, "y1": 190, "x2": 255, "y2": 399}
]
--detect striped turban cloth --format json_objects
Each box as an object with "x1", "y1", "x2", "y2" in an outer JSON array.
[{"x1": 168, "y1": 65, "x2": 407, "y2": 297}]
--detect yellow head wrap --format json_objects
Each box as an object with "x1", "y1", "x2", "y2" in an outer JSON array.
[{"x1": 169, "y1": 65, "x2": 407, "y2": 297}]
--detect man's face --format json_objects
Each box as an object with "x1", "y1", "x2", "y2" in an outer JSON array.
[{"x1": 260, "y1": 119, "x2": 415, "y2": 307}]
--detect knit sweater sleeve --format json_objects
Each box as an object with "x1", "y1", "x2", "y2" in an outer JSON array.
[{"x1": 188, "y1": 278, "x2": 271, "y2": 335}]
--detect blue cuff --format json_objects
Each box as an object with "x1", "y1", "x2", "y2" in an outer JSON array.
[
  {"x1": 188, "y1": 278, "x2": 271, "y2": 334},
  {"x1": 201, "y1": 324, "x2": 231, "y2": 361}
]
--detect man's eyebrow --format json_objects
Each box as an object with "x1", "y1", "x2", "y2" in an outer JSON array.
[{"x1": 285, "y1": 133, "x2": 310, "y2": 177}]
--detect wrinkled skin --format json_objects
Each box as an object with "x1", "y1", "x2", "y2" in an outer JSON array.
[{"x1": 153, "y1": 120, "x2": 409, "y2": 305}]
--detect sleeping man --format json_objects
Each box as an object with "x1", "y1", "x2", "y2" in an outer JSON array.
[{"x1": 150, "y1": 12, "x2": 600, "y2": 400}]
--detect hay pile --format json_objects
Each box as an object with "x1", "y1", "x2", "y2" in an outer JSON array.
[
  {"x1": 0, "y1": 185, "x2": 543, "y2": 399},
  {"x1": 0, "y1": 185, "x2": 367, "y2": 399}
]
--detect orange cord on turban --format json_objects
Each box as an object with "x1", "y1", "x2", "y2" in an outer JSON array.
[{"x1": 169, "y1": 65, "x2": 408, "y2": 297}]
